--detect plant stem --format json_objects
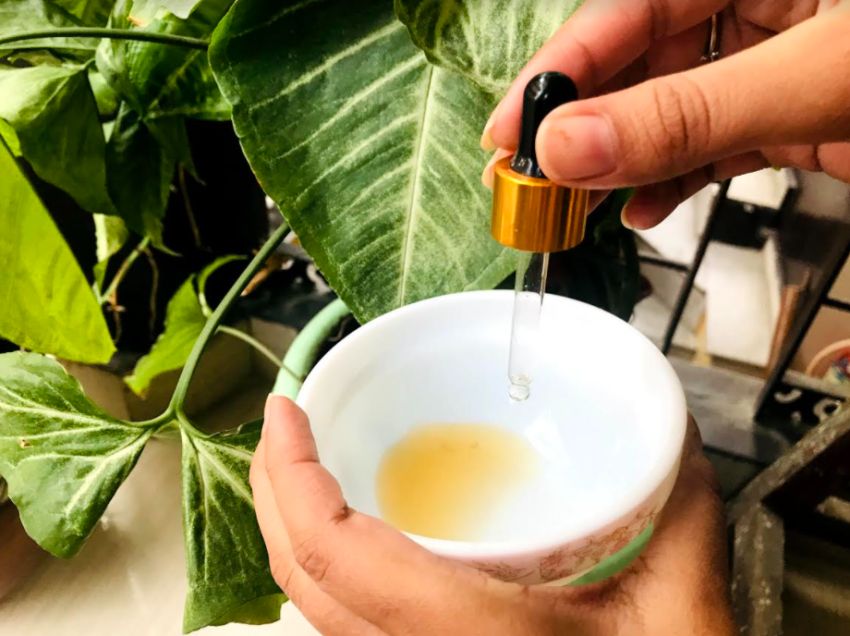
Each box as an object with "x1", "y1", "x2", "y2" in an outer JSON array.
[
  {"x1": 0, "y1": 28, "x2": 208, "y2": 50},
  {"x1": 136, "y1": 410, "x2": 180, "y2": 431},
  {"x1": 100, "y1": 236, "x2": 151, "y2": 304},
  {"x1": 217, "y1": 325, "x2": 284, "y2": 370},
  {"x1": 178, "y1": 167, "x2": 203, "y2": 248},
  {"x1": 273, "y1": 298, "x2": 350, "y2": 399},
  {"x1": 169, "y1": 223, "x2": 289, "y2": 421},
  {"x1": 142, "y1": 245, "x2": 159, "y2": 340}
]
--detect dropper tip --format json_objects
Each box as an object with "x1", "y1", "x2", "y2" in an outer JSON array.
[{"x1": 508, "y1": 381, "x2": 531, "y2": 402}]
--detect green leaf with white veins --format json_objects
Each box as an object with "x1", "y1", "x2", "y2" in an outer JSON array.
[
  {"x1": 0, "y1": 142, "x2": 115, "y2": 363},
  {"x1": 0, "y1": 64, "x2": 116, "y2": 216},
  {"x1": 396, "y1": 0, "x2": 584, "y2": 93},
  {"x1": 0, "y1": 352, "x2": 154, "y2": 558},
  {"x1": 181, "y1": 421, "x2": 283, "y2": 632},
  {"x1": 210, "y1": 0, "x2": 514, "y2": 322}
]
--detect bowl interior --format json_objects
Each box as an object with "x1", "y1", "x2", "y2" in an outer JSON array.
[{"x1": 297, "y1": 291, "x2": 686, "y2": 549}]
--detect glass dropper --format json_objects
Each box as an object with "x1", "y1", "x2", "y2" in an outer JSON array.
[
  {"x1": 488, "y1": 71, "x2": 588, "y2": 403},
  {"x1": 508, "y1": 251, "x2": 549, "y2": 401}
]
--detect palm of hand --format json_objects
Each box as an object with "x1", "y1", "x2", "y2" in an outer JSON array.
[{"x1": 253, "y1": 398, "x2": 736, "y2": 636}]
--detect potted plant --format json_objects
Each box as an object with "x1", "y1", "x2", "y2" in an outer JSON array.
[{"x1": 0, "y1": 0, "x2": 638, "y2": 632}]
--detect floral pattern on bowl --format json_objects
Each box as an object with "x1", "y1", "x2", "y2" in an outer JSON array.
[{"x1": 461, "y1": 461, "x2": 678, "y2": 587}]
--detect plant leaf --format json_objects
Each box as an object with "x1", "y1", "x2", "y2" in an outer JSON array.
[
  {"x1": 96, "y1": 0, "x2": 231, "y2": 120},
  {"x1": 0, "y1": 352, "x2": 153, "y2": 557},
  {"x1": 105, "y1": 104, "x2": 180, "y2": 246},
  {"x1": 89, "y1": 67, "x2": 120, "y2": 117},
  {"x1": 93, "y1": 213, "x2": 130, "y2": 289},
  {"x1": 124, "y1": 273, "x2": 204, "y2": 394},
  {"x1": 0, "y1": 64, "x2": 116, "y2": 215},
  {"x1": 125, "y1": 256, "x2": 237, "y2": 394},
  {"x1": 395, "y1": 0, "x2": 584, "y2": 93},
  {"x1": 132, "y1": 0, "x2": 202, "y2": 20},
  {"x1": 51, "y1": 0, "x2": 115, "y2": 25},
  {"x1": 210, "y1": 0, "x2": 514, "y2": 322},
  {"x1": 180, "y1": 420, "x2": 283, "y2": 632},
  {"x1": 0, "y1": 0, "x2": 97, "y2": 55},
  {"x1": 0, "y1": 142, "x2": 115, "y2": 363}
]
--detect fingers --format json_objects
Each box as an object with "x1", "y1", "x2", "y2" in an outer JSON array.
[
  {"x1": 250, "y1": 438, "x2": 383, "y2": 636},
  {"x1": 483, "y1": 0, "x2": 727, "y2": 151},
  {"x1": 622, "y1": 152, "x2": 768, "y2": 229},
  {"x1": 762, "y1": 141, "x2": 850, "y2": 183},
  {"x1": 261, "y1": 396, "x2": 514, "y2": 635},
  {"x1": 535, "y1": 6, "x2": 850, "y2": 190}
]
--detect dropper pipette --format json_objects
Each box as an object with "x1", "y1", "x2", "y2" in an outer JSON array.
[{"x1": 489, "y1": 72, "x2": 589, "y2": 401}]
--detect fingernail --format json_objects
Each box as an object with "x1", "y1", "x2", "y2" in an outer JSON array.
[
  {"x1": 540, "y1": 115, "x2": 617, "y2": 182},
  {"x1": 481, "y1": 152, "x2": 502, "y2": 189},
  {"x1": 620, "y1": 204, "x2": 634, "y2": 230},
  {"x1": 480, "y1": 111, "x2": 497, "y2": 151},
  {"x1": 264, "y1": 394, "x2": 282, "y2": 427}
]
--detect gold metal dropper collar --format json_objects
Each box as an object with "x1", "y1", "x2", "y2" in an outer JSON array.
[{"x1": 491, "y1": 156, "x2": 589, "y2": 253}]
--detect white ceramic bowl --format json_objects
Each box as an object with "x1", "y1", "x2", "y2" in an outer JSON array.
[{"x1": 295, "y1": 291, "x2": 687, "y2": 584}]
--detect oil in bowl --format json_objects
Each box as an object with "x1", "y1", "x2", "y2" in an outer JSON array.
[{"x1": 376, "y1": 423, "x2": 540, "y2": 541}]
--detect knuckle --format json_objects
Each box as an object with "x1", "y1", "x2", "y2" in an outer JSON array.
[{"x1": 643, "y1": 76, "x2": 714, "y2": 162}]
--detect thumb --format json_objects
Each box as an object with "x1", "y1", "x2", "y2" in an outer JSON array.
[{"x1": 536, "y1": 6, "x2": 850, "y2": 189}]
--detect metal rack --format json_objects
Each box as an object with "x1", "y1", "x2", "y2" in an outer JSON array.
[
  {"x1": 648, "y1": 172, "x2": 850, "y2": 636},
  {"x1": 645, "y1": 173, "x2": 850, "y2": 444}
]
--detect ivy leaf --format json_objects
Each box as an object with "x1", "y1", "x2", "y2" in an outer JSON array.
[
  {"x1": 181, "y1": 420, "x2": 283, "y2": 632},
  {"x1": 0, "y1": 142, "x2": 115, "y2": 363},
  {"x1": 105, "y1": 104, "x2": 191, "y2": 246},
  {"x1": 0, "y1": 352, "x2": 154, "y2": 557},
  {"x1": 0, "y1": 0, "x2": 97, "y2": 55},
  {"x1": 125, "y1": 256, "x2": 239, "y2": 394},
  {"x1": 0, "y1": 64, "x2": 116, "y2": 216},
  {"x1": 395, "y1": 0, "x2": 584, "y2": 93},
  {"x1": 210, "y1": 0, "x2": 514, "y2": 322},
  {"x1": 96, "y1": 0, "x2": 232, "y2": 120}
]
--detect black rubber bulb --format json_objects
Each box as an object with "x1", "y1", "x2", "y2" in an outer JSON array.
[{"x1": 510, "y1": 72, "x2": 579, "y2": 179}]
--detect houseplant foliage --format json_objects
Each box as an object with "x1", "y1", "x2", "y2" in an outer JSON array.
[{"x1": 0, "y1": 0, "x2": 637, "y2": 631}]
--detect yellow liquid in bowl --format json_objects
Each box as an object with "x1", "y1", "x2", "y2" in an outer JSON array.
[{"x1": 376, "y1": 423, "x2": 539, "y2": 541}]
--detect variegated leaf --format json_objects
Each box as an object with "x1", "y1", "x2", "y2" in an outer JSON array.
[
  {"x1": 180, "y1": 421, "x2": 283, "y2": 632},
  {"x1": 210, "y1": 0, "x2": 514, "y2": 322},
  {"x1": 396, "y1": 0, "x2": 584, "y2": 93},
  {"x1": 0, "y1": 352, "x2": 153, "y2": 557}
]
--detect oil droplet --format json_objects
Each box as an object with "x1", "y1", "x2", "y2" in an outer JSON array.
[
  {"x1": 508, "y1": 379, "x2": 531, "y2": 402},
  {"x1": 376, "y1": 423, "x2": 539, "y2": 540}
]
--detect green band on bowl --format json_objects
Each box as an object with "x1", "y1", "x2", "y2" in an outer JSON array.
[{"x1": 569, "y1": 523, "x2": 654, "y2": 586}]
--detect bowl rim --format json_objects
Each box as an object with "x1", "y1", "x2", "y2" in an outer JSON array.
[{"x1": 294, "y1": 290, "x2": 687, "y2": 560}]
